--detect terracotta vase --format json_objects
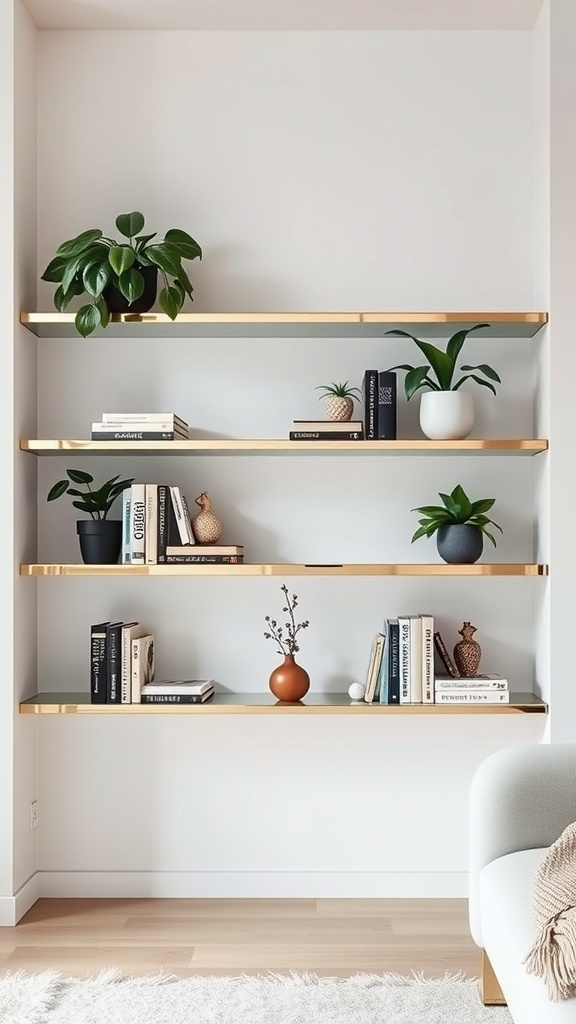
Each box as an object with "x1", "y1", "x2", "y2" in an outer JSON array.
[{"x1": 269, "y1": 654, "x2": 310, "y2": 702}]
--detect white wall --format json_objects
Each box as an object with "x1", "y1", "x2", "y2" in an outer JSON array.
[{"x1": 27, "y1": 28, "x2": 547, "y2": 898}]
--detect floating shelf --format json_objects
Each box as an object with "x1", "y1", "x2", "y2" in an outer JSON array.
[
  {"x1": 20, "y1": 311, "x2": 548, "y2": 339},
  {"x1": 20, "y1": 439, "x2": 549, "y2": 457},
  {"x1": 20, "y1": 563, "x2": 549, "y2": 577},
  {"x1": 19, "y1": 691, "x2": 547, "y2": 715}
]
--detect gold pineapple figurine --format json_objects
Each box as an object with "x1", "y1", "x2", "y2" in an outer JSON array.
[
  {"x1": 454, "y1": 621, "x2": 482, "y2": 677},
  {"x1": 192, "y1": 492, "x2": 222, "y2": 544}
]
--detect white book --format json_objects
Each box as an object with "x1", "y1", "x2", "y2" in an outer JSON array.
[
  {"x1": 142, "y1": 679, "x2": 214, "y2": 695},
  {"x1": 398, "y1": 616, "x2": 411, "y2": 704},
  {"x1": 92, "y1": 420, "x2": 184, "y2": 433},
  {"x1": 121, "y1": 488, "x2": 131, "y2": 564},
  {"x1": 435, "y1": 675, "x2": 509, "y2": 691},
  {"x1": 120, "y1": 623, "x2": 149, "y2": 703},
  {"x1": 131, "y1": 633, "x2": 156, "y2": 703},
  {"x1": 170, "y1": 486, "x2": 195, "y2": 545},
  {"x1": 408, "y1": 615, "x2": 423, "y2": 703},
  {"x1": 420, "y1": 614, "x2": 434, "y2": 704},
  {"x1": 364, "y1": 633, "x2": 385, "y2": 703},
  {"x1": 129, "y1": 483, "x2": 146, "y2": 563},
  {"x1": 145, "y1": 483, "x2": 158, "y2": 564},
  {"x1": 102, "y1": 412, "x2": 187, "y2": 425},
  {"x1": 435, "y1": 690, "x2": 510, "y2": 704}
]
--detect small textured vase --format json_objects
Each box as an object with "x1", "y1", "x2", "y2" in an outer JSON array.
[
  {"x1": 192, "y1": 492, "x2": 223, "y2": 544},
  {"x1": 269, "y1": 654, "x2": 310, "y2": 702},
  {"x1": 454, "y1": 622, "x2": 482, "y2": 677},
  {"x1": 325, "y1": 395, "x2": 354, "y2": 421},
  {"x1": 419, "y1": 391, "x2": 474, "y2": 440},
  {"x1": 436, "y1": 524, "x2": 483, "y2": 564}
]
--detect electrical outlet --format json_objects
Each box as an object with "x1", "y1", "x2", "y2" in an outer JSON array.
[{"x1": 30, "y1": 800, "x2": 38, "y2": 831}]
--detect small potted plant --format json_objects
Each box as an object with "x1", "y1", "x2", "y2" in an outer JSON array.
[
  {"x1": 47, "y1": 469, "x2": 134, "y2": 564},
  {"x1": 315, "y1": 380, "x2": 362, "y2": 422},
  {"x1": 264, "y1": 584, "x2": 310, "y2": 701},
  {"x1": 41, "y1": 211, "x2": 202, "y2": 338},
  {"x1": 385, "y1": 324, "x2": 500, "y2": 440},
  {"x1": 411, "y1": 484, "x2": 502, "y2": 564}
]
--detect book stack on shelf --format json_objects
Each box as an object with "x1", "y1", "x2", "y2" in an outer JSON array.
[
  {"x1": 140, "y1": 679, "x2": 215, "y2": 704},
  {"x1": 289, "y1": 420, "x2": 364, "y2": 441},
  {"x1": 362, "y1": 616, "x2": 509, "y2": 704},
  {"x1": 90, "y1": 620, "x2": 155, "y2": 704},
  {"x1": 121, "y1": 483, "x2": 244, "y2": 564},
  {"x1": 91, "y1": 411, "x2": 189, "y2": 441},
  {"x1": 362, "y1": 370, "x2": 397, "y2": 440}
]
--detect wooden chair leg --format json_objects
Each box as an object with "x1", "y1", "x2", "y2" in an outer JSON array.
[{"x1": 481, "y1": 950, "x2": 507, "y2": 1006}]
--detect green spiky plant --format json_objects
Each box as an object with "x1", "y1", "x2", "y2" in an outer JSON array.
[
  {"x1": 411, "y1": 484, "x2": 503, "y2": 546},
  {"x1": 47, "y1": 470, "x2": 134, "y2": 521},
  {"x1": 385, "y1": 324, "x2": 501, "y2": 400},
  {"x1": 314, "y1": 381, "x2": 362, "y2": 401},
  {"x1": 41, "y1": 211, "x2": 202, "y2": 339}
]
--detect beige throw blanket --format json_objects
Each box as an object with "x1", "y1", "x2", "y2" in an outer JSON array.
[{"x1": 524, "y1": 821, "x2": 576, "y2": 1000}]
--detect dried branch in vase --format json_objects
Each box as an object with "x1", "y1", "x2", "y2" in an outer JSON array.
[{"x1": 264, "y1": 584, "x2": 310, "y2": 656}]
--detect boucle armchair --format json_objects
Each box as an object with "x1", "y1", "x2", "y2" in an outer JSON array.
[{"x1": 469, "y1": 743, "x2": 576, "y2": 1023}]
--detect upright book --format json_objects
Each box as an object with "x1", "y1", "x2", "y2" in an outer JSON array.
[
  {"x1": 131, "y1": 633, "x2": 156, "y2": 703},
  {"x1": 398, "y1": 616, "x2": 411, "y2": 704},
  {"x1": 376, "y1": 371, "x2": 397, "y2": 440},
  {"x1": 129, "y1": 483, "x2": 146, "y2": 564},
  {"x1": 385, "y1": 618, "x2": 400, "y2": 705},
  {"x1": 420, "y1": 614, "x2": 435, "y2": 704},
  {"x1": 362, "y1": 369, "x2": 378, "y2": 440},
  {"x1": 90, "y1": 621, "x2": 109, "y2": 704},
  {"x1": 105, "y1": 621, "x2": 124, "y2": 703}
]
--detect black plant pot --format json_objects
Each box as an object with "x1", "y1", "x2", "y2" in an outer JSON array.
[
  {"x1": 436, "y1": 524, "x2": 483, "y2": 564},
  {"x1": 77, "y1": 520, "x2": 122, "y2": 565},
  {"x1": 103, "y1": 265, "x2": 158, "y2": 314}
]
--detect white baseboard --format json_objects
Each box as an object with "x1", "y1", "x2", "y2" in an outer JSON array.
[
  {"x1": 0, "y1": 872, "x2": 40, "y2": 924},
  {"x1": 38, "y1": 871, "x2": 467, "y2": 899}
]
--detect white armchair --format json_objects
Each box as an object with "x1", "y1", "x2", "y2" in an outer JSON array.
[{"x1": 469, "y1": 743, "x2": 576, "y2": 1023}]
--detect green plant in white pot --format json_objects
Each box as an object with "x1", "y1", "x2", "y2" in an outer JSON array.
[
  {"x1": 385, "y1": 324, "x2": 500, "y2": 440},
  {"x1": 411, "y1": 484, "x2": 502, "y2": 564}
]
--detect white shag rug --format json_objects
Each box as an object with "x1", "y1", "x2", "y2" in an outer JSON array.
[{"x1": 0, "y1": 969, "x2": 513, "y2": 1024}]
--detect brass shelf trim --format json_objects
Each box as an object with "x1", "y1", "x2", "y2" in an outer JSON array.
[
  {"x1": 19, "y1": 691, "x2": 548, "y2": 715},
  {"x1": 20, "y1": 563, "x2": 549, "y2": 577},
  {"x1": 20, "y1": 439, "x2": 549, "y2": 457}
]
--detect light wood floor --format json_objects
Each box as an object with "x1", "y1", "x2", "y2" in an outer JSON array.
[{"x1": 0, "y1": 898, "x2": 481, "y2": 979}]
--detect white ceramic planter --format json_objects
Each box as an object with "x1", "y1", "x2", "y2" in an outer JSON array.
[{"x1": 419, "y1": 391, "x2": 474, "y2": 440}]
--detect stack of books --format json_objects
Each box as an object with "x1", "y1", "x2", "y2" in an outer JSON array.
[
  {"x1": 121, "y1": 483, "x2": 244, "y2": 564},
  {"x1": 90, "y1": 620, "x2": 155, "y2": 704},
  {"x1": 362, "y1": 371, "x2": 397, "y2": 440},
  {"x1": 289, "y1": 420, "x2": 364, "y2": 440},
  {"x1": 91, "y1": 412, "x2": 189, "y2": 441},
  {"x1": 361, "y1": 616, "x2": 509, "y2": 704},
  {"x1": 140, "y1": 679, "x2": 215, "y2": 704}
]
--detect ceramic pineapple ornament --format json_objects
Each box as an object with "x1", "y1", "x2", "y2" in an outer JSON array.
[
  {"x1": 315, "y1": 380, "x2": 362, "y2": 422},
  {"x1": 454, "y1": 621, "x2": 482, "y2": 677},
  {"x1": 192, "y1": 492, "x2": 223, "y2": 544}
]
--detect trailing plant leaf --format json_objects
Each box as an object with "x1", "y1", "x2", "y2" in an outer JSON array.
[
  {"x1": 108, "y1": 245, "x2": 135, "y2": 277},
  {"x1": 118, "y1": 267, "x2": 144, "y2": 304},
  {"x1": 75, "y1": 303, "x2": 101, "y2": 339},
  {"x1": 56, "y1": 229, "x2": 103, "y2": 260},
  {"x1": 115, "y1": 211, "x2": 145, "y2": 238}
]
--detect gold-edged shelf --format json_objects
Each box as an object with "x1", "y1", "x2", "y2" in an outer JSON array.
[
  {"x1": 20, "y1": 563, "x2": 549, "y2": 577},
  {"x1": 19, "y1": 691, "x2": 547, "y2": 715},
  {"x1": 20, "y1": 311, "x2": 548, "y2": 339},
  {"x1": 20, "y1": 439, "x2": 549, "y2": 457}
]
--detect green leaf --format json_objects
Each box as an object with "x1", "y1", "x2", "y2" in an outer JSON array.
[
  {"x1": 56, "y1": 229, "x2": 103, "y2": 260},
  {"x1": 411, "y1": 525, "x2": 435, "y2": 543},
  {"x1": 54, "y1": 282, "x2": 79, "y2": 312},
  {"x1": 72, "y1": 499, "x2": 95, "y2": 515},
  {"x1": 411, "y1": 339, "x2": 454, "y2": 390},
  {"x1": 117, "y1": 268, "x2": 144, "y2": 304},
  {"x1": 460, "y1": 363, "x2": 501, "y2": 384},
  {"x1": 411, "y1": 504, "x2": 446, "y2": 517},
  {"x1": 96, "y1": 295, "x2": 110, "y2": 329},
  {"x1": 446, "y1": 329, "x2": 469, "y2": 365},
  {"x1": 158, "y1": 285, "x2": 182, "y2": 320},
  {"x1": 134, "y1": 232, "x2": 157, "y2": 250},
  {"x1": 46, "y1": 479, "x2": 69, "y2": 501},
  {"x1": 438, "y1": 492, "x2": 460, "y2": 517},
  {"x1": 468, "y1": 374, "x2": 497, "y2": 396},
  {"x1": 479, "y1": 527, "x2": 498, "y2": 547},
  {"x1": 175, "y1": 263, "x2": 194, "y2": 299},
  {"x1": 405, "y1": 366, "x2": 431, "y2": 401},
  {"x1": 470, "y1": 498, "x2": 495, "y2": 516},
  {"x1": 450, "y1": 485, "x2": 472, "y2": 521},
  {"x1": 145, "y1": 244, "x2": 182, "y2": 278},
  {"x1": 115, "y1": 211, "x2": 145, "y2": 238},
  {"x1": 67, "y1": 469, "x2": 93, "y2": 484},
  {"x1": 108, "y1": 245, "x2": 135, "y2": 277},
  {"x1": 41, "y1": 256, "x2": 67, "y2": 283},
  {"x1": 164, "y1": 229, "x2": 202, "y2": 261},
  {"x1": 75, "y1": 303, "x2": 101, "y2": 338},
  {"x1": 83, "y1": 258, "x2": 112, "y2": 298}
]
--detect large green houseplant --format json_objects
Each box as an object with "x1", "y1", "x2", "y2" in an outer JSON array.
[
  {"x1": 411, "y1": 483, "x2": 502, "y2": 564},
  {"x1": 385, "y1": 323, "x2": 500, "y2": 440},
  {"x1": 41, "y1": 211, "x2": 202, "y2": 338}
]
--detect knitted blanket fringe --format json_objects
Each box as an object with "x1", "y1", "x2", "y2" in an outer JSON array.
[{"x1": 523, "y1": 821, "x2": 576, "y2": 1001}]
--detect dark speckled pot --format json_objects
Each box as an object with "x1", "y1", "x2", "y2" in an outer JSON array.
[{"x1": 436, "y1": 525, "x2": 483, "y2": 564}]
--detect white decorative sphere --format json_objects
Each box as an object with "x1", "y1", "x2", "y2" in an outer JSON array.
[{"x1": 348, "y1": 681, "x2": 366, "y2": 701}]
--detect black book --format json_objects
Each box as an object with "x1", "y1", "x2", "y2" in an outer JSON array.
[
  {"x1": 91, "y1": 430, "x2": 182, "y2": 441},
  {"x1": 377, "y1": 371, "x2": 397, "y2": 440},
  {"x1": 289, "y1": 431, "x2": 363, "y2": 441},
  {"x1": 388, "y1": 619, "x2": 400, "y2": 704},
  {"x1": 157, "y1": 484, "x2": 170, "y2": 563},
  {"x1": 362, "y1": 369, "x2": 378, "y2": 439},
  {"x1": 141, "y1": 691, "x2": 214, "y2": 704},
  {"x1": 90, "y1": 621, "x2": 110, "y2": 704},
  {"x1": 106, "y1": 621, "x2": 123, "y2": 703}
]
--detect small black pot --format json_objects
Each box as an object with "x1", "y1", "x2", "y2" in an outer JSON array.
[
  {"x1": 436, "y1": 524, "x2": 483, "y2": 564},
  {"x1": 103, "y1": 265, "x2": 158, "y2": 314},
  {"x1": 77, "y1": 520, "x2": 122, "y2": 565}
]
